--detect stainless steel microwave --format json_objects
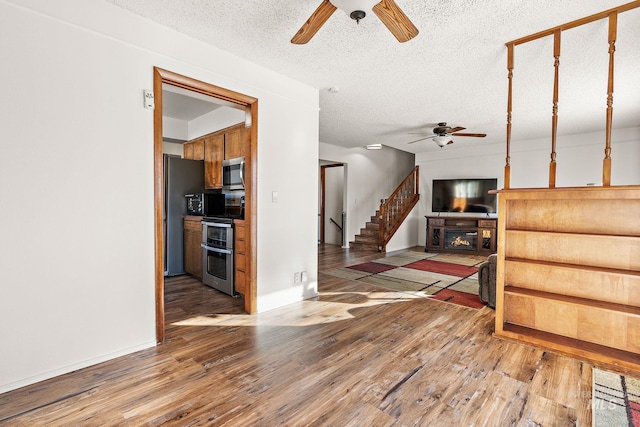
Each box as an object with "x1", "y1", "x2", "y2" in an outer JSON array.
[{"x1": 222, "y1": 157, "x2": 245, "y2": 191}]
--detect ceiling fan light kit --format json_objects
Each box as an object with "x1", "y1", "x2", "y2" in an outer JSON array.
[
  {"x1": 432, "y1": 136, "x2": 451, "y2": 147},
  {"x1": 291, "y1": 0, "x2": 419, "y2": 44},
  {"x1": 332, "y1": 0, "x2": 377, "y2": 22}
]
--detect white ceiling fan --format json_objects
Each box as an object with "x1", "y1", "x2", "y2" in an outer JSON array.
[{"x1": 291, "y1": 0, "x2": 419, "y2": 44}]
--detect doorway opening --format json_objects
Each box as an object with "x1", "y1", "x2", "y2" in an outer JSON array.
[
  {"x1": 153, "y1": 67, "x2": 257, "y2": 343},
  {"x1": 319, "y1": 162, "x2": 346, "y2": 247}
]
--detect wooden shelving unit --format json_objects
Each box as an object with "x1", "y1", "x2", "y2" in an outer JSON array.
[{"x1": 494, "y1": 186, "x2": 640, "y2": 373}]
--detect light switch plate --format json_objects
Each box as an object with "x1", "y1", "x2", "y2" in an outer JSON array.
[{"x1": 143, "y1": 90, "x2": 154, "y2": 109}]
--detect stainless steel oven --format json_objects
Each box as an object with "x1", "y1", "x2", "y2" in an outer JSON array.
[{"x1": 201, "y1": 218, "x2": 235, "y2": 296}]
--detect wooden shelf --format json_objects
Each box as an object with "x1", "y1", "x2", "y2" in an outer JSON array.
[
  {"x1": 495, "y1": 186, "x2": 640, "y2": 374},
  {"x1": 498, "y1": 323, "x2": 640, "y2": 374},
  {"x1": 505, "y1": 286, "x2": 640, "y2": 317}
]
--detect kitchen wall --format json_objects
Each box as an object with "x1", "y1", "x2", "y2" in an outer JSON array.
[
  {"x1": 188, "y1": 106, "x2": 245, "y2": 140},
  {"x1": 319, "y1": 143, "x2": 419, "y2": 252},
  {"x1": 0, "y1": 0, "x2": 319, "y2": 393},
  {"x1": 415, "y1": 126, "x2": 640, "y2": 246},
  {"x1": 163, "y1": 116, "x2": 189, "y2": 141}
]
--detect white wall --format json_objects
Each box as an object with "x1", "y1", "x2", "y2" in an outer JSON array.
[
  {"x1": 188, "y1": 107, "x2": 245, "y2": 140},
  {"x1": 319, "y1": 143, "x2": 418, "y2": 252},
  {"x1": 415, "y1": 127, "x2": 640, "y2": 245},
  {"x1": 0, "y1": 0, "x2": 318, "y2": 393},
  {"x1": 163, "y1": 116, "x2": 188, "y2": 141},
  {"x1": 162, "y1": 141, "x2": 184, "y2": 157}
]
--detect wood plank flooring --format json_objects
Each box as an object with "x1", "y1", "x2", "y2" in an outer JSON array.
[{"x1": 0, "y1": 245, "x2": 592, "y2": 426}]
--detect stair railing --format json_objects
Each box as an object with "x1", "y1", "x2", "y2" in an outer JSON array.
[{"x1": 378, "y1": 166, "x2": 420, "y2": 251}]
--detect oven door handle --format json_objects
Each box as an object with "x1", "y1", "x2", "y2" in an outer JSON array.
[
  {"x1": 202, "y1": 221, "x2": 232, "y2": 228},
  {"x1": 201, "y1": 244, "x2": 232, "y2": 255}
]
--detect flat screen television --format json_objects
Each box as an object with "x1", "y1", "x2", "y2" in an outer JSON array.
[{"x1": 431, "y1": 178, "x2": 498, "y2": 213}]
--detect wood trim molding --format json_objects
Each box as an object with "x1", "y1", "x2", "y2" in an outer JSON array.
[
  {"x1": 506, "y1": 1, "x2": 640, "y2": 46},
  {"x1": 153, "y1": 68, "x2": 258, "y2": 342}
]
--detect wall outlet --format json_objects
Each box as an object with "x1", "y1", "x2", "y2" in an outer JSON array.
[
  {"x1": 294, "y1": 272, "x2": 301, "y2": 283},
  {"x1": 301, "y1": 271, "x2": 308, "y2": 282}
]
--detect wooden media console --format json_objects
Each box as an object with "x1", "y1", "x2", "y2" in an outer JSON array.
[{"x1": 425, "y1": 216, "x2": 497, "y2": 255}]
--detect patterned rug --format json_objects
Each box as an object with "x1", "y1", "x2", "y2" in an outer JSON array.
[
  {"x1": 325, "y1": 251, "x2": 489, "y2": 309},
  {"x1": 593, "y1": 368, "x2": 640, "y2": 426}
]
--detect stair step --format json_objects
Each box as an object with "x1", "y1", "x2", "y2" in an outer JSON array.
[
  {"x1": 349, "y1": 241, "x2": 380, "y2": 251},
  {"x1": 360, "y1": 228, "x2": 379, "y2": 236},
  {"x1": 365, "y1": 222, "x2": 380, "y2": 230},
  {"x1": 355, "y1": 234, "x2": 378, "y2": 245}
]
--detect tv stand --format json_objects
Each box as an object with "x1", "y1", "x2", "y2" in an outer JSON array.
[{"x1": 425, "y1": 216, "x2": 497, "y2": 255}]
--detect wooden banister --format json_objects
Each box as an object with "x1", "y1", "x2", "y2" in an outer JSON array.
[{"x1": 378, "y1": 166, "x2": 420, "y2": 251}]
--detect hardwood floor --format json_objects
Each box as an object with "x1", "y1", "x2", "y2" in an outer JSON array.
[{"x1": 0, "y1": 245, "x2": 592, "y2": 426}]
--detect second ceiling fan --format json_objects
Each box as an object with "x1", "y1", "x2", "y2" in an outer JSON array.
[
  {"x1": 291, "y1": 0, "x2": 419, "y2": 44},
  {"x1": 408, "y1": 122, "x2": 487, "y2": 147}
]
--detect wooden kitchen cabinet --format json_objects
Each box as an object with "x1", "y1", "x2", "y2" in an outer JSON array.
[
  {"x1": 234, "y1": 219, "x2": 247, "y2": 295},
  {"x1": 183, "y1": 216, "x2": 203, "y2": 280},
  {"x1": 183, "y1": 142, "x2": 194, "y2": 159},
  {"x1": 224, "y1": 124, "x2": 244, "y2": 159},
  {"x1": 183, "y1": 137, "x2": 205, "y2": 161},
  {"x1": 184, "y1": 123, "x2": 245, "y2": 189},
  {"x1": 204, "y1": 133, "x2": 224, "y2": 189}
]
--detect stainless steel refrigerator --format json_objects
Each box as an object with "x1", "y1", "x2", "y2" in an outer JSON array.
[{"x1": 163, "y1": 155, "x2": 204, "y2": 276}]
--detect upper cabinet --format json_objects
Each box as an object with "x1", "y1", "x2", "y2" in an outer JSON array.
[
  {"x1": 224, "y1": 125, "x2": 244, "y2": 160},
  {"x1": 183, "y1": 123, "x2": 246, "y2": 189},
  {"x1": 204, "y1": 133, "x2": 224, "y2": 189},
  {"x1": 183, "y1": 137, "x2": 205, "y2": 161}
]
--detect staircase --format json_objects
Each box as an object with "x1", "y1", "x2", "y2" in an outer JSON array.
[
  {"x1": 350, "y1": 212, "x2": 383, "y2": 251},
  {"x1": 350, "y1": 166, "x2": 419, "y2": 252}
]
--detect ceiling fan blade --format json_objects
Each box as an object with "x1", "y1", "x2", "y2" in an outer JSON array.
[
  {"x1": 447, "y1": 140, "x2": 454, "y2": 145},
  {"x1": 291, "y1": 0, "x2": 337, "y2": 44},
  {"x1": 448, "y1": 126, "x2": 466, "y2": 133},
  {"x1": 407, "y1": 136, "x2": 433, "y2": 144},
  {"x1": 372, "y1": 0, "x2": 419, "y2": 43},
  {"x1": 408, "y1": 132, "x2": 435, "y2": 136},
  {"x1": 451, "y1": 133, "x2": 487, "y2": 137}
]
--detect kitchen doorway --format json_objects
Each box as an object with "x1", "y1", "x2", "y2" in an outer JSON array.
[
  {"x1": 153, "y1": 68, "x2": 257, "y2": 343},
  {"x1": 319, "y1": 162, "x2": 346, "y2": 247}
]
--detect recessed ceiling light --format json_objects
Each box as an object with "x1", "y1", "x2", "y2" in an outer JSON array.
[{"x1": 366, "y1": 144, "x2": 382, "y2": 150}]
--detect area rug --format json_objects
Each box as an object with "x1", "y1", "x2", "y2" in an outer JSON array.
[
  {"x1": 431, "y1": 289, "x2": 487, "y2": 309},
  {"x1": 346, "y1": 262, "x2": 397, "y2": 274},
  {"x1": 327, "y1": 252, "x2": 488, "y2": 309},
  {"x1": 593, "y1": 368, "x2": 640, "y2": 426},
  {"x1": 403, "y1": 258, "x2": 479, "y2": 277}
]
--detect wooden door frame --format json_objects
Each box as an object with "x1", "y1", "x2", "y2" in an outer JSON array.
[{"x1": 153, "y1": 67, "x2": 258, "y2": 342}]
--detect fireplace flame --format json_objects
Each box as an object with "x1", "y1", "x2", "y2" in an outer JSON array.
[{"x1": 451, "y1": 236, "x2": 471, "y2": 246}]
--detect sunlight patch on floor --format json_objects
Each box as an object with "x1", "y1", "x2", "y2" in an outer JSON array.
[{"x1": 171, "y1": 290, "x2": 425, "y2": 328}]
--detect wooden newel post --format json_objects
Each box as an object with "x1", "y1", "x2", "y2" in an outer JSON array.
[
  {"x1": 549, "y1": 30, "x2": 561, "y2": 188},
  {"x1": 378, "y1": 199, "x2": 386, "y2": 251},
  {"x1": 603, "y1": 11, "x2": 617, "y2": 187},
  {"x1": 505, "y1": 43, "x2": 514, "y2": 189}
]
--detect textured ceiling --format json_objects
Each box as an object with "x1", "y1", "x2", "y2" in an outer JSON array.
[{"x1": 104, "y1": 0, "x2": 640, "y2": 153}]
